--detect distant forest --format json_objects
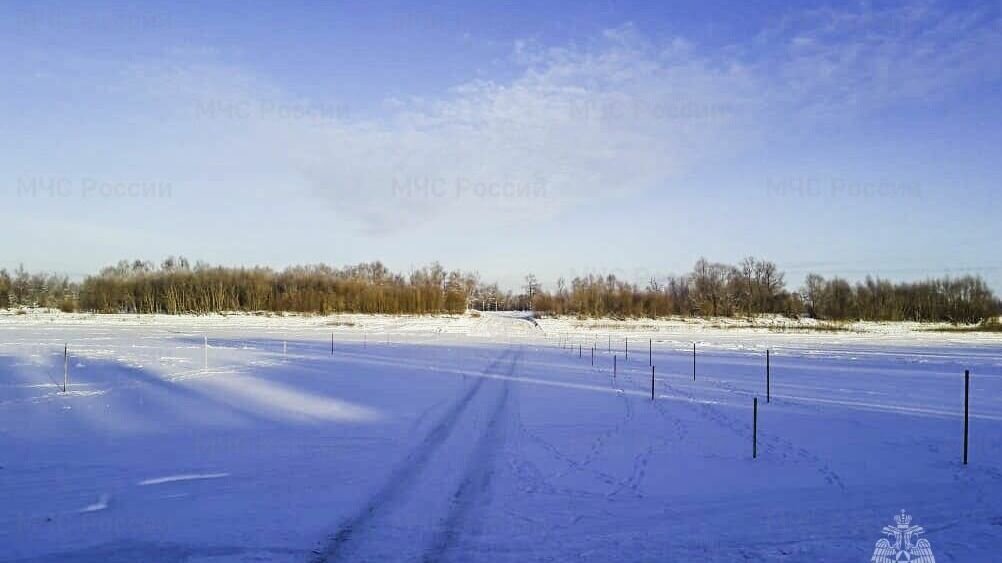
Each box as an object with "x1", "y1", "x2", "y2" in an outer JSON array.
[{"x1": 0, "y1": 257, "x2": 998, "y2": 324}]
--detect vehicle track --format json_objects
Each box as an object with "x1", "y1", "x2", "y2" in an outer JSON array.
[
  {"x1": 419, "y1": 349, "x2": 520, "y2": 562},
  {"x1": 310, "y1": 349, "x2": 514, "y2": 562}
]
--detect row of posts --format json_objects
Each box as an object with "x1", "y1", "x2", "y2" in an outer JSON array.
[
  {"x1": 558, "y1": 332, "x2": 973, "y2": 464},
  {"x1": 56, "y1": 330, "x2": 976, "y2": 465}
]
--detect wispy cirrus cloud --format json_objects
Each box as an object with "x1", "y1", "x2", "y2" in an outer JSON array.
[
  {"x1": 758, "y1": 1, "x2": 1000, "y2": 114},
  {"x1": 46, "y1": 2, "x2": 1000, "y2": 238},
  {"x1": 127, "y1": 24, "x2": 756, "y2": 234}
]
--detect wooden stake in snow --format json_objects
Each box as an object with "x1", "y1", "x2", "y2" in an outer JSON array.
[
  {"x1": 331, "y1": 332, "x2": 335, "y2": 356},
  {"x1": 614, "y1": 355, "x2": 617, "y2": 378},
  {"x1": 964, "y1": 369, "x2": 970, "y2": 465},
  {"x1": 591, "y1": 345, "x2": 594, "y2": 366},
  {"x1": 625, "y1": 337, "x2": 629, "y2": 360},
  {"x1": 63, "y1": 344, "x2": 68, "y2": 393},
  {"x1": 753, "y1": 397, "x2": 759, "y2": 459},
  {"x1": 578, "y1": 344, "x2": 582, "y2": 358},
  {"x1": 766, "y1": 349, "x2": 771, "y2": 403},
  {"x1": 692, "y1": 342, "x2": 696, "y2": 381},
  {"x1": 651, "y1": 365, "x2": 655, "y2": 401}
]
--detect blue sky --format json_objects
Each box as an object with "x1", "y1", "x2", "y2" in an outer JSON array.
[{"x1": 1, "y1": 0, "x2": 999, "y2": 290}]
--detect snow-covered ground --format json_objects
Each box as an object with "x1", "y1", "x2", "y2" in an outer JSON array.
[{"x1": 1, "y1": 311, "x2": 1000, "y2": 561}]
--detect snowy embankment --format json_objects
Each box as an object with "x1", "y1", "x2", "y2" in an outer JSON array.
[
  {"x1": 0, "y1": 310, "x2": 1000, "y2": 561},
  {"x1": 3, "y1": 308, "x2": 998, "y2": 344}
]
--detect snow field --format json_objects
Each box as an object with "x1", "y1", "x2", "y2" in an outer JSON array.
[{"x1": 0, "y1": 312, "x2": 1000, "y2": 561}]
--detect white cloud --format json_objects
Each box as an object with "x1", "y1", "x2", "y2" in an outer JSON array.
[
  {"x1": 283, "y1": 28, "x2": 755, "y2": 234},
  {"x1": 115, "y1": 2, "x2": 997, "y2": 236},
  {"x1": 760, "y1": 1, "x2": 1001, "y2": 115},
  {"x1": 103, "y1": 24, "x2": 756, "y2": 235}
]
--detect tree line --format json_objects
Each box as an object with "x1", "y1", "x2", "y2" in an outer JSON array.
[
  {"x1": 1, "y1": 257, "x2": 998, "y2": 323},
  {"x1": 529, "y1": 257, "x2": 999, "y2": 324},
  {"x1": 73, "y1": 258, "x2": 476, "y2": 315},
  {"x1": 0, "y1": 265, "x2": 76, "y2": 311}
]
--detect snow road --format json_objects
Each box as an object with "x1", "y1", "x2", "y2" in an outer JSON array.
[{"x1": 1, "y1": 311, "x2": 1000, "y2": 561}]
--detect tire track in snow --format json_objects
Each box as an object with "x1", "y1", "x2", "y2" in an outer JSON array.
[
  {"x1": 420, "y1": 349, "x2": 520, "y2": 562},
  {"x1": 310, "y1": 349, "x2": 513, "y2": 563}
]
